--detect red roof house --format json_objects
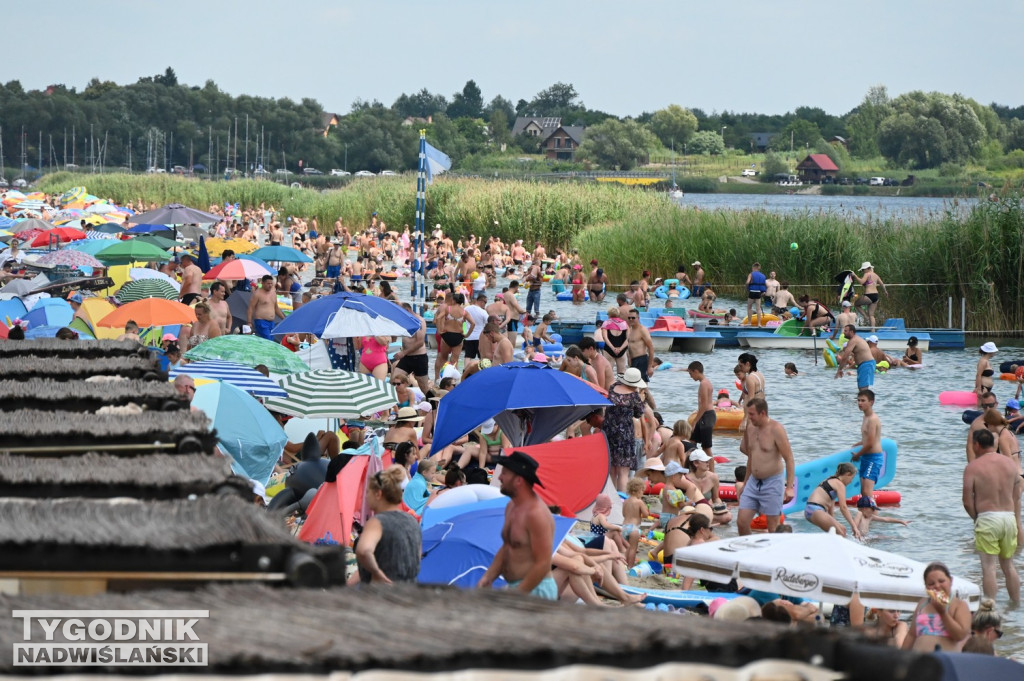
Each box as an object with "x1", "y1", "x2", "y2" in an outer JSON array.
[{"x1": 796, "y1": 154, "x2": 839, "y2": 183}]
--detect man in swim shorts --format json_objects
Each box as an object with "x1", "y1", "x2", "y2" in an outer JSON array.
[
  {"x1": 247, "y1": 275, "x2": 284, "y2": 341},
  {"x1": 834, "y1": 325, "x2": 875, "y2": 390},
  {"x1": 687, "y1": 361, "x2": 717, "y2": 468},
  {"x1": 963, "y1": 428, "x2": 1022, "y2": 601},
  {"x1": 626, "y1": 309, "x2": 654, "y2": 382},
  {"x1": 851, "y1": 389, "x2": 884, "y2": 499},
  {"x1": 737, "y1": 398, "x2": 795, "y2": 535},
  {"x1": 478, "y1": 451, "x2": 557, "y2": 599},
  {"x1": 392, "y1": 303, "x2": 430, "y2": 393}
]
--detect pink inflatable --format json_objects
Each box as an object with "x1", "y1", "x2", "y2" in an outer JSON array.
[{"x1": 939, "y1": 390, "x2": 980, "y2": 407}]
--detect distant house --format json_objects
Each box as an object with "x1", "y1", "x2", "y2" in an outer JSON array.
[
  {"x1": 748, "y1": 132, "x2": 777, "y2": 153},
  {"x1": 320, "y1": 112, "x2": 339, "y2": 138},
  {"x1": 541, "y1": 125, "x2": 584, "y2": 161},
  {"x1": 796, "y1": 154, "x2": 839, "y2": 183},
  {"x1": 830, "y1": 135, "x2": 848, "y2": 149},
  {"x1": 512, "y1": 116, "x2": 562, "y2": 139},
  {"x1": 402, "y1": 116, "x2": 433, "y2": 127}
]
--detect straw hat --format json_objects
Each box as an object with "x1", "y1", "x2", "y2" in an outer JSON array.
[
  {"x1": 621, "y1": 367, "x2": 647, "y2": 389},
  {"x1": 394, "y1": 406, "x2": 424, "y2": 423}
]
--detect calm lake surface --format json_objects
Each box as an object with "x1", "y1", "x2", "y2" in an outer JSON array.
[
  {"x1": 407, "y1": 278, "x2": 1023, "y2": 658},
  {"x1": 672, "y1": 192, "x2": 977, "y2": 222}
]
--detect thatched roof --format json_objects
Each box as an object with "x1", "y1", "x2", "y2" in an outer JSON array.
[
  {"x1": 0, "y1": 338, "x2": 150, "y2": 360},
  {"x1": 0, "y1": 452, "x2": 243, "y2": 499},
  {"x1": 0, "y1": 378, "x2": 185, "y2": 412},
  {"x1": 0, "y1": 409, "x2": 214, "y2": 453},
  {"x1": 0, "y1": 583, "x2": 936, "y2": 678},
  {"x1": 0, "y1": 355, "x2": 165, "y2": 382}
]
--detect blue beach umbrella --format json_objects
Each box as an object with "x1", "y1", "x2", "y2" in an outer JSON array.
[
  {"x1": 0, "y1": 298, "x2": 29, "y2": 325},
  {"x1": 67, "y1": 239, "x2": 120, "y2": 255},
  {"x1": 197, "y1": 236, "x2": 211, "y2": 273},
  {"x1": 23, "y1": 299, "x2": 74, "y2": 329},
  {"x1": 272, "y1": 291, "x2": 421, "y2": 338},
  {"x1": 418, "y1": 499, "x2": 575, "y2": 589},
  {"x1": 125, "y1": 224, "x2": 174, "y2": 235},
  {"x1": 169, "y1": 360, "x2": 288, "y2": 398},
  {"x1": 24, "y1": 324, "x2": 94, "y2": 339},
  {"x1": 191, "y1": 381, "x2": 288, "y2": 485},
  {"x1": 431, "y1": 361, "x2": 611, "y2": 450},
  {"x1": 250, "y1": 245, "x2": 314, "y2": 264}
]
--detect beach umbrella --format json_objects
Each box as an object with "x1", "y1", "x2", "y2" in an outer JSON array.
[
  {"x1": 115, "y1": 278, "x2": 179, "y2": 303},
  {"x1": 250, "y1": 245, "x2": 314, "y2": 263},
  {"x1": 191, "y1": 381, "x2": 287, "y2": 485},
  {"x1": 84, "y1": 203, "x2": 120, "y2": 215},
  {"x1": 201, "y1": 257, "x2": 273, "y2": 281},
  {"x1": 418, "y1": 499, "x2": 576, "y2": 589},
  {"x1": 23, "y1": 299, "x2": 74, "y2": 329},
  {"x1": 129, "y1": 203, "x2": 221, "y2": 227},
  {"x1": 133, "y1": 234, "x2": 178, "y2": 250},
  {"x1": 125, "y1": 224, "x2": 174, "y2": 235},
  {"x1": 272, "y1": 291, "x2": 421, "y2": 339},
  {"x1": 24, "y1": 324, "x2": 94, "y2": 340},
  {"x1": 67, "y1": 239, "x2": 121, "y2": 255},
  {"x1": 263, "y1": 369, "x2": 397, "y2": 418},
  {"x1": 197, "y1": 236, "x2": 211, "y2": 273},
  {"x1": 205, "y1": 237, "x2": 257, "y2": 256},
  {"x1": 92, "y1": 223, "x2": 125, "y2": 234},
  {"x1": 28, "y1": 227, "x2": 86, "y2": 247},
  {"x1": 0, "y1": 280, "x2": 38, "y2": 300},
  {"x1": 85, "y1": 230, "x2": 117, "y2": 240},
  {"x1": 81, "y1": 214, "x2": 110, "y2": 227},
  {"x1": 35, "y1": 250, "x2": 105, "y2": 269},
  {"x1": 672, "y1": 530, "x2": 981, "y2": 612},
  {"x1": 0, "y1": 298, "x2": 28, "y2": 324},
  {"x1": 420, "y1": 492, "x2": 507, "y2": 530},
  {"x1": 182, "y1": 333, "x2": 310, "y2": 373},
  {"x1": 96, "y1": 298, "x2": 195, "y2": 328},
  {"x1": 95, "y1": 240, "x2": 171, "y2": 265},
  {"x1": 128, "y1": 267, "x2": 181, "y2": 291},
  {"x1": 169, "y1": 360, "x2": 288, "y2": 398},
  {"x1": 431, "y1": 362, "x2": 612, "y2": 451},
  {"x1": 59, "y1": 187, "x2": 88, "y2": 205}
]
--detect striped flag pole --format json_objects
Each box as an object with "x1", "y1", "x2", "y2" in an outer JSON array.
[{"x1": 414, "y1": 130, "x2": 427, "y2": 315}]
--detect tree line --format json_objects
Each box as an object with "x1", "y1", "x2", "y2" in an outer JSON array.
[{"x1": 1, "y1": 68, "x2": 1023, "y2": 176}]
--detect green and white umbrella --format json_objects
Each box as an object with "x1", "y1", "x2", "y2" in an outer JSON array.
[
  {"x1": 264, "y1": 369, "x2": 397, "y2": 419},
  {"x1": 116, "y1": 278, "x2": 179, "y2": 303},
  {"x1": 183, "y1": 334, "x2": 310, "y2": 374}
]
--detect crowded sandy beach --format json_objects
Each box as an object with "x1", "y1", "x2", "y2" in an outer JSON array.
[{"x1": 1, "y1": 185, "x2": 1022, "y2": 679}]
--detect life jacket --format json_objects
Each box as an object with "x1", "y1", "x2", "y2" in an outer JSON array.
[
  {"x1": 810, "y1": 299, "x2": 835, "y2": 320},
  {"x1": 748, "y1": 270, "x2": 767, "y2": 293}
]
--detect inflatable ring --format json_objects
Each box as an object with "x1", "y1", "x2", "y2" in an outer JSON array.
[{"x1": 750, "y1": 513, "x2": 783, "y2": 531}]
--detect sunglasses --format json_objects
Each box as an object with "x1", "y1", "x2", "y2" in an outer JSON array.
[
  {"x1": 627, "y1": 316, "x2": 638, "y2": 320},
  {"x1": 994, "y1": 628, "x2": 1004, "y2": 639},
  {"x1": 984, "y1": 402, "x2": 998, "y2": 408}
]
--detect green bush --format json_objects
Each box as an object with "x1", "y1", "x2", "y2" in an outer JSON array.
[{"x1": 938, "y1": 162, "x2": 965, "y2": 177}]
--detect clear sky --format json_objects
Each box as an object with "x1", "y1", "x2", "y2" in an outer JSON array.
[{"x1": 8, "y1": 0, "x2": 1024, "y2": 117}]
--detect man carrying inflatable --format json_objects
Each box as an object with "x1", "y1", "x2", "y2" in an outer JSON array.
[{"x1": 834, "y1": 325, "x2": 874, "y2": 390}]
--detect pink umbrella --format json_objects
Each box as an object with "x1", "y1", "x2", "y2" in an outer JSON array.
[
  {"x1": 202, "y1": 258, "x2": 274, "y2": 281},
  {"x1": 36, "y1": 250, "x2": 105, "y2": 269}
]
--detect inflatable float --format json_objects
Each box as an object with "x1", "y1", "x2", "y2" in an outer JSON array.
[
  {"x1": 616, "y1": 586, "x2": 739, "y2": 608},
  {"x1": 739, "y1": 313, "x2": 781, "y2": 327},
  {"x1": 939, "y1": 391, "x2": 981, "y2": 407},
  {"x1": 689, "y1": 309, "x2": 728, "y2": 320},
  {"x1": 716, "y1": 439, "x2": 898, "y2": 513},
  {"x1": 555, "y1": 290, "x2": 589, "y2": 302},
  {"x1": 687, "y1": 408, "x2": 744, "y2": 431},
  {"x1": 848, "y1": 491, "x2": 902, "y2": 506},
  {"x1": 999, "y1": 361, "x2": 1024, "y2": 374},
  {"x1": 1000, "y1": 373, "x2": 1020, "y2": 382},
  {"x1": 654, "y1": 279, "x2": 691, "y2": 300}
]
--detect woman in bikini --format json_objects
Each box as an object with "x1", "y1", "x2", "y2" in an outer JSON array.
[
  {"x1": 803, "y1": 463, "x2": 862, "y2": 540},
  {"x1": 853, "y1": 261, "x2": 887, "y2": 329},
  {"x1": 975, "y1": 341, "x2": 998, "y2": 405},
  {"x1": 598, "y1": 306, "x2": 630, "y2": 375},
  {"x1": 356, "y1": 334, "x2": 392, "y2": 380},
  {"x1": 186, "y1": 303, "x2": 222, "y2": 349},
  {"x1": 900, "y1": 335, "x2": 924, "y2": 367},
  {"x1": 737, "y1": 353, "x2": 765, "y2": 430},
  {"x1": 434, "y1": 292, "x2": 475, "y2": 382},
  {"x1": 901, "y1": 562, "x2": 971, "y2": 652}
]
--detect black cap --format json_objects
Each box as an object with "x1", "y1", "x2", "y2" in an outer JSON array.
[{"x1": 494, "y1": 450, "x2": 544, "y2": 487}]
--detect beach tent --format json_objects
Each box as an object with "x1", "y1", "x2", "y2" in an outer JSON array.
[{"x1": 298, "y1": 439, "x2": 385, "y2": 548}]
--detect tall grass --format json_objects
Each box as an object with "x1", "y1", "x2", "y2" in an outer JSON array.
[{"x1": 572, "y1": 195, "x2": 1024, "y2": 331}]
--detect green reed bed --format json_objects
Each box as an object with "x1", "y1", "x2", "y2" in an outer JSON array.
[{"x1": 573, "y1": 196, "x2": 1024, "y2": 332}]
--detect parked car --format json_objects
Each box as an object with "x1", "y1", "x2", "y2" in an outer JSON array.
[
  {"x1": 853, "y1": 177, "x2": 868, "y2": 185},
  {"x1": 253, "y1": 168, "x2": 270, "y2": 176},
  {"x1": 275, "y1": 169, "x2": 292, "y2": 176},
  {"x1": 303, "y1": 168, "x2": 323, "y2": 175},
  {"x1": 741, "y1": 168, "x2": 757, "y2": 177},
  {"x1": 330, "y1": 169, "x2": 350, "y2": 176},
  {"x1": 837, "y1": 177, "x2": 852, "y2": 185},
  {"x1": 379, "y1": 170, "x2": 397, "y2": 176},
  {"x1": 354, "y1": 170, "x2": 375, "y2": 177},
  {"x1": 146, "y1": 167, "x2": 166, "y2": 174},
  {"x1": 869, "y1": 177, "x2": 885, "y2": 186}
]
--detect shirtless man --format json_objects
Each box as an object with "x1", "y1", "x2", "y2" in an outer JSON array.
[
  {"x1": 866, "y1": 335, "x2": 898, "y2": 366},
  {"x1": 510, "y1": 241, "x2": 528, "y2": 266},
  {"x1": 116, "y1": 320, "x2": 142, "y2": 343},
  {"x1": 206, "y1": 282, "x2": 231, "y2": 334},
  {"x1": 618, "y1": 311, "x2": 652, "y2": 385},
  {"x1": 484, "y1": 322, "x2": 514, "y2": 365},
  {"x1": 478, "y1": 451, "x2": 557, "y2": 599},
  {"x1": 579, "y1": 337, "x2": 614, "y2": 390},
  {"x1": 764, "y1": 271, "x2": 780, "y2": 308},
  {"x1": 963, "y1": 428, "x2": 1022, "y2": 601},
  {"x1": 687, "y1": 361, "x2": 716, "y2": 469},
  {"x1": 737, "y1": 398, "x2": 795, "y2": 535},
  {"x1": 503, "y1": 281, "x2": 526, "y2": 344},
  {"x1": 691, "y1": 261, "x2": 706, "y2": 296},
  {"x1": 835, "y1": 325, "x2": 875, "y2": 390},
  {"x1": 269, "y1": 221, "x2": 284, "y2": 246},
  {"x1": 771, "y1": 281, "x2": 797, "y2": 315},
  {"x1": 967, "y1": 394, "x2": 1000, "y2": 463},
  {"x1": 247, "y1": 275, "x2": 284, "y2": 341},
  {"x1": 178, "y1": 254, "x2": 203, "y2": 305},
  {"x1": 831, "y1": 301, "x2": 858, "y2": 340},
  {"x1": 392, "y1": 303, "x2": 430, "y2": 393},
  {"x1": 326, "y1": 241, "x2": 345, "y2": 280},
  {"x1": 851, "y1": 389, "x2": 884, "y2": 499}
]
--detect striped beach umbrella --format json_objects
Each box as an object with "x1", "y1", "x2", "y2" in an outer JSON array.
[
  {"x1": 115, "y1": 278, "x2": 179, "y2": 303},
  {"x1": 182, "y1": 334, "x2": 310, "y2": 374},
  {"x1": 264, "y1": 369, "x2": 398, "y2": 419},
  {"x1": 59, "y1": 187, "x2": 88, "y2": 205},
  {"x1": 14, "y1": 200, "x2": 50, "y2": 212},
  {"x1": 169, "y1": 361, "x2": 288, "y2": 398},
  {"x1": 36, "y1": 250, "x2": 105, "y2": 269},
  {"x1": 129, "y1": 267, "x2": 181, "y2": 291},
  {"x1": 202, "y1": 257, "x2": 273, "y2": 281}
]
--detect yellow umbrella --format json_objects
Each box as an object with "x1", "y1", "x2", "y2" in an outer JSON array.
[
  {"x1": 82, "y1": 214, "x2": 108, "y2": 226},
  {"x1": 78, "y1": 298, "x2": 123, "y2": 340},
  {"x1": 206, "y1": 237, "x2": 257, "y2": 256}
]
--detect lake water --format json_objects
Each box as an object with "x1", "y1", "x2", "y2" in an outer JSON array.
[
  {"x1": 407, "y1": 280, "x2": 1023, "y2": 658},
  {"x1": 672, "y1": 192, "x2": 977, "y2": 222}
]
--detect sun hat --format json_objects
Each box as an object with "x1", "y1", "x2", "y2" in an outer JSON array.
[
  {"x1": 641, "y1": 457, "x2": 665, "y2": 472},
  {"x1": 867, "y1": 334, "x2": 879, "y2": 343},
  {"x1": 688, "y1": 451, "x2": 712, "y2": 463},
  {"x1": 162, "y1": 333, "x2": 178, "y2": 342},
  {"x1": 663, "y1": 461, "x2": 686, "y2": 478},
  {"x1": 250, "y1": 480, "x2": 271, "y2": 505},
  {"x1": 859, "y1": 261, "x2": 873, "y2": 270},
  {"x1": 394, "y1": 406, "x2": 424, "y2": 423},
  {"x1": 494, "y1": 450, "x2": 544, "y2": 487},
  {"x1": 841, "y1": 300, "x2": 852, "y2": 307},
  {"x1": 692, "y1": 261, "x2": 701, "y2": 267},
  {"x1": 981, "y1": 342, "x2": 999, "y2": 354},
  {"x1": 573, "y1": 264, "x2": 582, "y2": 270},
  {"x1": 621, "y1": 367, "x2": 647, "y2": 389},
  {"x1": 532, "y1": 352, "x2": 550, "y2": 363}
]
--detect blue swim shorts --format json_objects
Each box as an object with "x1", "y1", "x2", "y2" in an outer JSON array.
[
  {"x1": 508, "y1": 576, "x2": 558, "y2": 600},
  {"x1": 858, "y1": 453, "x2": 884, "y2": 483},
  {"x1": 857, "y1": 360, "x2": 876, "y2": 388},
  {"x1": 326, "y1": 265, "x2": 341, "y2": 278},
  {"x1": 738, "y1": 471, "x2": 785, "y2": 517}
]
